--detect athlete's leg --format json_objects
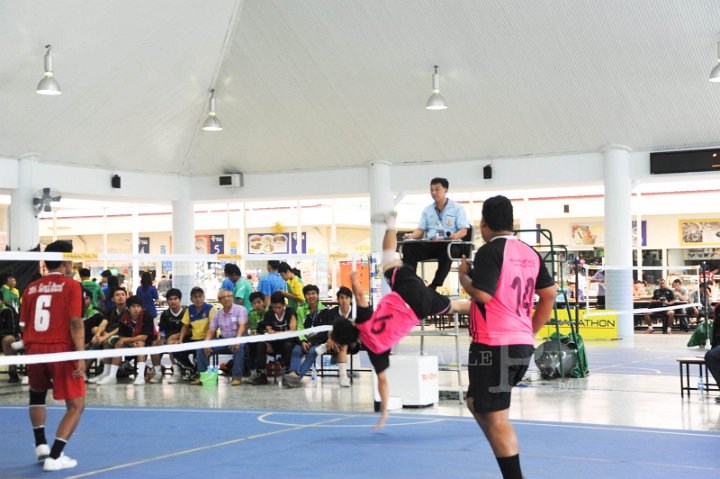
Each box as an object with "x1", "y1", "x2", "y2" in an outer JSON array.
[
  {"x1": 54, "y1": 396, "x2": 85, "y2": 443},
  {"x1": 466, "y1": 402, "x2": 522, "y2": 479}
]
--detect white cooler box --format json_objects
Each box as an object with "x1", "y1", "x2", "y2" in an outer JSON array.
[{"x1": 380, "y1": 354, "x2": 439, "y2": 408}]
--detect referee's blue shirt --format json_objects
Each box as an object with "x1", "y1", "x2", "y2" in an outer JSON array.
[{"x1": 418, "y1": 198, "x2": 470, "y2": 239}]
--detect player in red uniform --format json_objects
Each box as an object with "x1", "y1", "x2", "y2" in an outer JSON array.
[{"x1": 22, "y1": 241, "x2": 85, "y2": 472}]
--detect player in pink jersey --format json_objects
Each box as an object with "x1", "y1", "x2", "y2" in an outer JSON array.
[
  {"x1": 459, "y1": 195, "x2": 556, "y2": 479},
  {"x1": 332, "y1": 212, "x2": 470, "y2": 430},
  {"x1": 22, "y1": 240, "x2": 86, "y2": 472}
]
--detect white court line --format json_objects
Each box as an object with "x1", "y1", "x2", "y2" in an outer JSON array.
[
  {"x1": 2, "y1": 405, "x2": 718, "y2": 439},
  {"x1": 521, "y1": 451, "x2": 720, "y2": 473},
  {"x1": 257, "y1": 411, "x2": 446, "y2": 428},
  {"x1": 62, "y1": 413, "x2": 349, "y2": 479}
]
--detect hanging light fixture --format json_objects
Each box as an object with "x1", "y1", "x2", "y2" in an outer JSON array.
[
  {"x1": 36, "y1": 45, "x2": 62, "y2": 95},
  {"x1": 202, "y1": 89, "x2": 223, "y2": 131},
  {"x1": 710, "y1": 40, "x2": 720, "y2": 82},
  {"x1": 425, "y1": 65, "x2": 447, "y2": 110}
]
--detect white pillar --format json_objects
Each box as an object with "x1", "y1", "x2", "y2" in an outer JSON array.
[
  {"x1": 9, "y1": 155, "x2": 39, "y2": 251},
  {"x1": 172, "y1": 180, "x2": 195, "y2": 300},
  {"x1": 102, "y1": 208, "x2": 108, "y2": 271},
  {"x1": 295, "y1": 200, "x2": 302, "y2": 255},
  {"x1": 517, "y1": 197, "x2": 537, "y2": 245},
  {"x1": 330, "y1": 199, "x2": 338, "y2": 295},
  {"x1": 239, "y1": 201, "x2": 246, "y2": 275},
  {"x1": 131, "y1": 211, "x2": 140, "y2": 290},
  {"x1": 369, "y1": 161, "x2": 393, "y2": 303},
  {"x1": 601, "y1": 145, "x2": 634, "y2": 338}
]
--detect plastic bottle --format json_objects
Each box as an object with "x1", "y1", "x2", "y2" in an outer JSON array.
[
  {"x1": 698, "y1": 373, "x2": 705, "y2": 395},
  {"x1": 311, "y1": 366, "x2": 317, "y2": 383}
]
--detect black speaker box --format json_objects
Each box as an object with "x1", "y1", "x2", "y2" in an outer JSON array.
[
  {"x1": 111, "y1": 174, "x2": 121, "y2": 189},
  {"x1": 483, "y1": 165, "x2": 492, "y2": 179}
]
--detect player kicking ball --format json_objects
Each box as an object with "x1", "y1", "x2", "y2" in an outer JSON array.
[{"x1": 332, "y1": 211, "x2": 470, "y2": 430}]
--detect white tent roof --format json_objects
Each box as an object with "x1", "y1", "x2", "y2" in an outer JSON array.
[{"x1": 3, "y1": 0, "x2": 720, "y2": 177}]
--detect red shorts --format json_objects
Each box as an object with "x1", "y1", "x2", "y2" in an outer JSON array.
[{"x1": 26, "y1": 343, "x2": 85, "y2": 401}]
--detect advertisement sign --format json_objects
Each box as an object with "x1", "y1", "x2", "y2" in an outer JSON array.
[
  {"x1": 195, "y1": 235, "x2": 210, "y2": 254},
  {"x1": 247, "y1": 232, "x2": 306, "y2": 255},
  {"x1": 138, "y1": 237, "x2": 150, "y2": 254},
  {"x1": 209, "y1": 234, "x2": 225, "y2": 254}
]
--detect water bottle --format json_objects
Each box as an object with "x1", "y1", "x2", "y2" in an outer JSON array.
[
  {"x1": 311, "y1": 366, "x2": 317, "y2": 383},
  {"x1": 698, "y1": 373, "x2": 705, "y2": 395}
]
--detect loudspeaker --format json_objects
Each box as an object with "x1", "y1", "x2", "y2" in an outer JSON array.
[
  {"x1": 483, "y1": 165, "x2": 492, "y2": 179},
  {"x1": 563, "y1": 204, "x2": 570, "y2": 213},
  {"x1": 111, "y1": 174, "x2": 121, "y2": 189}
]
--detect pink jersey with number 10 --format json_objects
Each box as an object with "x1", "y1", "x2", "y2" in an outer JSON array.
[{"x1": 469, "y1": 238, "x2": 541, "y2": 346}]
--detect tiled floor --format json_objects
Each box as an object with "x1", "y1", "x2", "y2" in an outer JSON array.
[{"x1": 1, "y1": 333, "x2": 718, "y2": 432}]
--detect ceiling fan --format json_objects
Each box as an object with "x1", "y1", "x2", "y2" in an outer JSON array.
[{"x1": 32, "y1": 187, "x2": 62, "y2": 217}]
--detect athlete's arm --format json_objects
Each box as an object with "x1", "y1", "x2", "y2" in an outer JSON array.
[
  {"x1": 532, "y1": 285, "x2": 557, "y2": 334},
  {"x1": 373, "y1": 370, "x2": 389, "y2": 431},
  {"x1": 70, "y1": 315, "x2": 85, "y2": 378},
  {"x1": 459, "y1": 256, "x2": 493, "y2": 304},
  {"x1": 350, "y1": 272, "x2": 369, "y2": 308}
]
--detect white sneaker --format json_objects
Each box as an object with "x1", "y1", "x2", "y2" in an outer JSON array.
[
  {"x1": 96, "y1": 375, "x2": 117, "y2": 385},
  {"x1": 87, "y1": 374, "x2": 104, "y2": 384},
  {"x1": 35, "y1": 444, "x2": 50, "y2": 461},
  {"x1": 339, "y1": 375, "x2": 351, "y2": 387},
  {"x1": 168, "y1": 371, "x2": 183, "y2": 384},
  {"x1": 370, "y1": 211, "x2": 397, "y2": 224},
  {"x1": 133, "y1": 375, "x2": 146, "y2": 385},
  {"x1": 149, "y1": 372, "x2": 162, "y2": 384},
  {"x1": 21, "y1": 376, "x2": 28, "y2": 385},
  {"x1": 43, "y1": 454, "x2": 77, "y2": 471}
]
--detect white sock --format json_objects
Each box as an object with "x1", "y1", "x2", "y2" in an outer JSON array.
[
  {"x1": 338, "y1": 362, "x2": 348, "y2": 377},
  {"x1": 109, "y1": 364, "x2": 119, "y2": 377},
  {"x1": 98, "y1": 362, "x2": 111, "y2": 377},
  {"x1": 136, "y1": 362, "x2": 146, "y2": 378}
]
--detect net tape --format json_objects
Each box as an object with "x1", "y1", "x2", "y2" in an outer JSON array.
[{"x1": 0, "y1": 325, "x2": 332, "y2": 366}]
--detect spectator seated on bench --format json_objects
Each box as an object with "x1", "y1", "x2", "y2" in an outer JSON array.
[{"x1": 642, "y1": 279, "x2": 676, "y2": 334}]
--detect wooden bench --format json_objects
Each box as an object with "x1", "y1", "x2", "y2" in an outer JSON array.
[{"x1": 677, "y1": 357, "x2": 719, "y2": 397}]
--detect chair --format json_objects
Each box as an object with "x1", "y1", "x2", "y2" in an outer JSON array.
[{"x1": 398, "y1": 226, "x2": 475, "y2": 290}]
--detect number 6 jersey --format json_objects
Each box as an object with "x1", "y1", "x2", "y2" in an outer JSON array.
[
  {"x1": 21, "y1": 272, "x2": 83, "y2": 347},
  {"x1": 469, "y1": 236, "x2": 554, "y2": 346}
]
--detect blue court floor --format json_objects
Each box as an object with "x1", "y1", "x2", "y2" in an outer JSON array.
[{"x1": 1, "y1": 405, "x2": 718, "y2": 479}]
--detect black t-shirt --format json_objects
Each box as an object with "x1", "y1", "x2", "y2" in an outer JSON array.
[
  {"x1": 259, "y1": 307, "x2": 296, "y2": 334},
  {"x1": 118, "y1": 311, "x2": 156, "y2": 340},
  {"x1": 306, "y1": 306, "x2": 345, "y2": 345},
  {"x1": 159, "y1": 306, "x2": 186, "y2": 337},
  {"x1": 106, "y1": 307, "x2": 125, "y2": 333},
  {"x1": 83, "y1": 310, "x2": 106, "y2": 343},
  {"x1": 355, "y1": 305, "x2": 390, "y2": 373},
  {"x1": 652, "y1": 287, "x2": 675, "y2": 302},
  {"x1": 471, "y1": 237, "x2": 555, "y2": 297}
]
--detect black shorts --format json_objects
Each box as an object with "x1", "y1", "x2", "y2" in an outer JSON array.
[
  {"x1": 385, "y1": 265, "x2": 451, "y2": 319},
  {"x1": 467, "y1": 343, "x2": 534, "y2": 414}
]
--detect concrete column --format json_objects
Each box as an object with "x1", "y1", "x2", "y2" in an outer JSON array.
[
  {"x1": 517, "y1": 197, "x2": 537, "y2": 245},
  {"x1": 601, "y1": 145, "x2": 634, "y2": 338},
  {"x1": 131, "y1": 212, "x2": 140, "y2": 290},
  {"x1": 172, "y1": 180, "x2": 195, "y2": 300},
  {"x1": 9, "y1": 155, "x2": 39, "y2": 251},
  {"x1": 369, "y1": 161, "x2": 393, "y2": 303}
]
